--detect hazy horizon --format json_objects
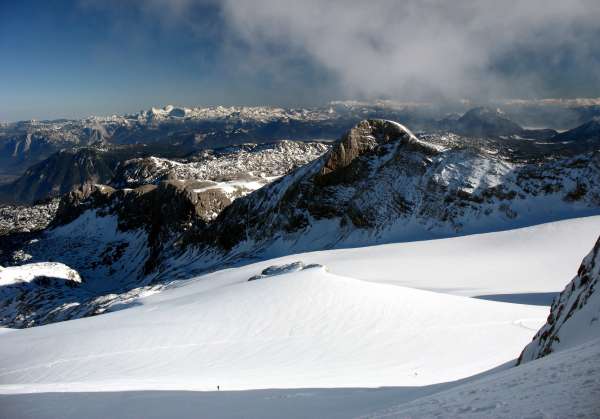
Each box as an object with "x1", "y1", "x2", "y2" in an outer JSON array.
[{"x1": 2, "y1": 0, "x2": 600, "y2": 121}]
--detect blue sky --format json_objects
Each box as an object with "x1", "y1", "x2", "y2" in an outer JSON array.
[
  {"x1": 2, "y1": 0, "x2": 600, "y2": 121},
  {"x1": 0, "y1": 0, "x2": 336, "y2": 121}
]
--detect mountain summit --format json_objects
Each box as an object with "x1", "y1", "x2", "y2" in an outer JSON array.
[{"x1": 454, "y1": 107, "x2": 523, "y2": 136}]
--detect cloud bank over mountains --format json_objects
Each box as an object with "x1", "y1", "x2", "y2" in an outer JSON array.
[
  {"x1": 226, "y1": 0, "x2": 600, "y2": 101},
  {"x1": 132, "y1": 0, "x2": 600, "y2": 102},
  {"x1": 4, "y1": 1, "x2": 600, "y2": 121}
]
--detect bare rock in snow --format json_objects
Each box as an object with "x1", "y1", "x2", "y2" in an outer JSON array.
[
  {"x1": 518, "y1": 236, "x2": 600, "y2": 364},
  {"x1": 248, "y1": 261, "x2": 323, "y2": 281}
]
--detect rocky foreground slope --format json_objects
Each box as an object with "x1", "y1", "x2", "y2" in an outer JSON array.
[{"x1": 518, "y1": 235, "x2": 600, "y2": 364}]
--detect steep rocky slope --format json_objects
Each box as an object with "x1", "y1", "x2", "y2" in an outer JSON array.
[
  {"x1": 0, "y1": 141, "x2": 328, "y2": 205},
  {"x1": 0, "y1": 142, "x2": 329, "y2": 327},
  {"x1": 0, "y1": 148, "x2": 119, "y2": 204},
  {"x1": 188, "y1": 119, "x2": 600, "y2": 263},
  {"x1": 518, "y1": 236, "x2": 600, "y2": 364}
]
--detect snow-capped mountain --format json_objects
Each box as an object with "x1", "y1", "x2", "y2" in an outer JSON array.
[
  {"x1": 0, "y1": 141, "x2": 328, "y2": 327},
  {"x1": 188, "y1": 119, "x2": 600, "y2": 263},
  {"x1": 443, "y1": 106, "x2": 557, "y2": 139},
  {"x1": 110, "y1": 141, "x2": 329, "y2": 189},
  {"x1": 0, "y1": 104, "x2": 348, "y2": 179},
  {"x1": 2, "y1": 119, "x2": 600, "y2": 328},
  {"x1": 2, "y1": 103, "x2": 596, "y2": 198}
]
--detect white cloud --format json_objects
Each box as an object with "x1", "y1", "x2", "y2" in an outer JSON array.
[{"x1": 218, "y1": 0, "x2": 600, "y2": 101}]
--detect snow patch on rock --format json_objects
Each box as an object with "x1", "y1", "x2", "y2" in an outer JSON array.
[{"x1": 0, "y1": 262, "x2": 81, "y2": 287}]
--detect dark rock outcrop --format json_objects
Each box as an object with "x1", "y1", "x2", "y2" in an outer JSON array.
[
  {"x1": 317, "y1": 120, "x2": 416, "y2": 184},
  {"x1": 0, "y1": 148, "x2": 119, "y2": 204},
  {"x1": 518, "y1": 236, "x2": 600, "y2": 364},
  {"x1": 248, "y1": 261, "x2": 322, "y2": 281}
]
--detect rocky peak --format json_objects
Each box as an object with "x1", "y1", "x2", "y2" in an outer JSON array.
[
  {"x1": 52, "y1": 184, "x2": 115, "y2": 227},
  {"x1": 319, "y1": 120, "x2": 416, "y2": 176},
  {"x1": 189, "y1": 118, "x2": 600, "y2": 261},
  {"x1": 454, "y1": 106, "x2": 523, "y2": 137}
]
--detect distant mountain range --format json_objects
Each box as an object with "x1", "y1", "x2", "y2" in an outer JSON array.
[{"x1": 2, "y1": 104, "x2": 600, "y2": 205}]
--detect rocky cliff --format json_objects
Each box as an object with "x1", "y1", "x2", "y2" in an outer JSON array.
[{"x1": 518, "y1": 237, "x2": 600, "y2": 364}]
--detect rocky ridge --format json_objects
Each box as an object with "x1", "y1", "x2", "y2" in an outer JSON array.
[
  {"x1": 0, "y1": 141, "x2": 329, "y2": 205},
  {"x1": 187, "y1": 119, "x2": 600, "y2": 262},
  {"x1": 518, "y1": 236, "x2": 600, "y2": 364}
]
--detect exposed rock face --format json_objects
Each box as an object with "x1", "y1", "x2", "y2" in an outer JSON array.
[
  {"x1": 0, "y1": 148, "x2": 119, "y2": 204},
  {"x1": 191, "y1": 119, "x2": 600, "y2": 257},
  {"x1": 318, "y1": 120, "x2": 416, "y2": 181},
  {"x1": 518, "y1": 237, "x2": 600, "y2": 364},
  {"x1": 52, "y1": 183, "x2": 116, "y2": 226},
  {"x1": 51, "y1": 180, "x2": 233, "y2": 272}
]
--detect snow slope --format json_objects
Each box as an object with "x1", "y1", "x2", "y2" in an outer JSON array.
[
  {"x1": 2, "y1": 339, "x2": 597, "y2": 419},
  {"x1": 0, "y1": 264, "x2": 547, "y2": 393},
  {"x1": 367, "y1": 337, "x2": 600, "y2": 418},
  {"x1": 178, "y1": 215, "x2": 600, "y2": 298},
  {"x1": 0, "y1": 217, "x2": 598, "y2": 418}
]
